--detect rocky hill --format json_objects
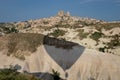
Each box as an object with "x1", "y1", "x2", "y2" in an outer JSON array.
[
  {"x1": 0, "y1": 11, "x2": 120, "y2": 56},
  {"x1": 0, "y1": 33, "x2": 120, "y2": 80},
  {"x1": 0, "y1": 11, "x2": 120, "y2": 80}
]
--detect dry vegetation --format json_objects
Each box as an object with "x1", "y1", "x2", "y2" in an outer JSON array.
[
  {"x1": 77, "y1": 29, "x2": 89, "y2": 40},
  {"x1": 0, "y1": 33, "x2": 79, "y2": 60},
  {"x1": 0, "y1": 68, "x2": 41, "y2": 80},
  {"x1": 49, "y1": 29, "x2": 66, "y2": 38},
  {"x1": 0, "y1": 33, "x2": 44, "y2": 59},
  {"x1": 94, "y1": 22, "x2": 120, "y2": 31}
]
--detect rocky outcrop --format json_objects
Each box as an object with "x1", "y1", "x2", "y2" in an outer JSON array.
[
  {"x1": 0, "y1": 33, "x2": 120, "y2": 80},
  {"x1": 0, "y1": 11, "x2": 119, "y2": 56}
]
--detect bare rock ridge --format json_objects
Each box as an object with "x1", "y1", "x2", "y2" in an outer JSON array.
[{"x1": 0, "y1": 33, "x2": 120, "y2": 80}]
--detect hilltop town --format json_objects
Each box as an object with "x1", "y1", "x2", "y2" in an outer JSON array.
[
  {"x1": 0, "y1": 11, "x2": 120, "y2": 56},
  {"x1": 0, "y1": 11, "x2": 120, "y2": 80}
]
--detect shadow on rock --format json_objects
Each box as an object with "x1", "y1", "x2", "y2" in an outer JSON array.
[{"x1": 43, "y1": 36, "x2": 85, "y2": 71}]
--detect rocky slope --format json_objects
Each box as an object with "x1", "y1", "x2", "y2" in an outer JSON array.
[
  {"x1": 0, "y1": 11, "x2": 120, "y2": 80},
  {"x1": 0, "y1": 33, "x2": 120, "y2": 80},
  {"x1": 0, "y1": 11, "x2": 120, "y2": 56}
]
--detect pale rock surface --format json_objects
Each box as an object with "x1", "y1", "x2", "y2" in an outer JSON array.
[{"x1": 0, "y1": 45, "x2": 120, "y2": 80}]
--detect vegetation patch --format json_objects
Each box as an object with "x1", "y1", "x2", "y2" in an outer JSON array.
[
  {"x1": 107, "y1": 34, "x2": 120, "y2": 49},
  {"x1": 95, "y1": 23, "x2": 120, "y2": 31},
  {"x1": 54, "y1": 21, "x2": 72, "y2": 28},
  {"x1": 52, "y1": 69, "x2": 60, "y2": 80},
  {"x1": 103, "y1": 23, "x2": 120, "y2": 30},
  {"x1": 77, "y1": 29, "x2": 89, "y2": 40},
  {"x1": 49, "y1": 29, "x2": 66, "y2": 38},
  {"x1": 90, "y1": 32, "x2": 104, "y2": 41},
  {"x1": 0, "y1": 33, "x2": 44, "y2": 59},
  {"x1": 99, "y1": 47, "x2": 105, "y2": 53},
  {"x1": 0, "y1": 33, "x2": 79, "y2": 60},
  {"x1": 0, "y1": 23, "x2": 18, "y2": 34},
  {"x1": 0, "y1": 68, "x2": 41, "y2": 80},
  {"x1": 98, "y1": 34, "x2": 120, "y2": 53}
]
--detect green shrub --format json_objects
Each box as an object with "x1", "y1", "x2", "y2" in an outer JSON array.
[
  {"x1": 99, "y1": 47, "x2": 105, "y2": 52},
  {"x1": 0, "y1": 68, "x2": 41, "y2": 80},
  {"x1": 0, "y1": 23, "x2": 18, "y2": 34},
  {"x1": 90, "y1": 32, "x2": 103, "y2": 41},
  {"x1": 49, "y1": 29, "x2": 66, "y2": 38},
  {"x1": 107, "y1": 34, "x2": 120, "y2": 49},
  {"x1": 10, "y1": 27, "x2": 18, "y2": 33},
  {"x1": 52, "y1": 69, "x2": 60, "y2": 80},
  {"x1": 3, "y1": 27, "x2": 18, "y2": 34}
]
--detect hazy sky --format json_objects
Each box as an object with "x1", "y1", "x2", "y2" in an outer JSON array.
[{"x1": 0, "y1": 0, "x2": 120, "y2": 22}]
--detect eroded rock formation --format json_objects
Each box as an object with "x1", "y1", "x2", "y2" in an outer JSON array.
[{"x1": 0, "y1": 33, "x2": 120, "y2": 80}]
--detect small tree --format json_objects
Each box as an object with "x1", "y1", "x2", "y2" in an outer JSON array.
[
  {"x1": 52, "y1": 69, "x2": 60, "y2": 80},
  {"x1": 99, "y1": 47, "x2": 105, "y2": 52}
]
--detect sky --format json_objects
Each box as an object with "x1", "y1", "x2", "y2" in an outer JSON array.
[{"x1": 0, "y1": 0, "x2": 120, "y2": 22}]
